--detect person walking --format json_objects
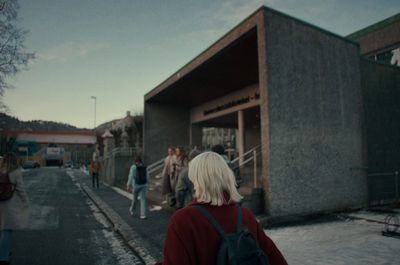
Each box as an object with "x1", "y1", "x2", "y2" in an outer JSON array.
[
  {"x1": 0, "y1": 153, "x2": 30, "y2": 265},
  {"x1": 212, "y1": 144, "x2": 242, "y2": 188},
  {"x1": 155, "y1": 152, "x2": 287, "y2": 265},
  {"x1": 126, "y1": 156, "x2": 148, "y2": 219},
  {"x1": 90, "y1": 158, "x2": 101, "y2": 188},
  {"x1": 175, "y1": 149, "x2": 201, "y2": 209},
  {"x1": 169, "y1": 147, "x2": 188, "y2": 207},
  {"x1": 161, "y1": 147, "x2": 176, "y2": 204}
]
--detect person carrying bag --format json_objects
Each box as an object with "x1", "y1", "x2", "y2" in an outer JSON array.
[
  {"x1": 126, "y1": 156, "x2": 148, "y2": 219},
  {"x1": 0, "y1": 153, "x2": 30, "y2": 265}
]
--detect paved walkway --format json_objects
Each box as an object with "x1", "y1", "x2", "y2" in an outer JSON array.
[
  {"x1": 72, "y1": 169, "x2": 400, "y2": 265},
  {"x1": 71, "y1": 169, "x2": 170, "y2": 264}
]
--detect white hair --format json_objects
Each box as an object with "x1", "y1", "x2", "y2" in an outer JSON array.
[{"x1": 188, "y1": 151, "x2": 243, "y2": 206}]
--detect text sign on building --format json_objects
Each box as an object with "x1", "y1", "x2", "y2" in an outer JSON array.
[
  {"x1": 191, "y1": 85, "x2": 260, "y2": 123},
  {"x1": 46, "y1": 147, "x2": 61, "y2": 156}
]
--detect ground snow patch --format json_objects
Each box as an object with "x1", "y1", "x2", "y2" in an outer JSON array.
[
  {"x1": 102, "y1": 229, "x2": 143, "y2": 265},
  {"x1": 85, "y1": 198, "x2": 112, "y2": 228},
  {"x1": 265, "y1": 218, "x2": 400, "y2": 265}
]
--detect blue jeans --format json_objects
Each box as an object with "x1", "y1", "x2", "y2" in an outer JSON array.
[
  {"x1": 92, "y1": 172, "x2": 99, "y2": 188},
  {"x1": 129, "y1": 186, "x2": 147, "y2": 217},
  {"x1": 0, "y1": 230, "x2": 12, "y2": 261}
]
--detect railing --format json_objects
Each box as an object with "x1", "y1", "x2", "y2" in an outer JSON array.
[
  {"x1": 367, "y1": 171, "x2": 400, "y2": 205},
  {"x1": 103, "y1": 147, "x2": 141, "y2": 159},
  {"x1": 147, "y1": 157, "x2": 165, "y2": 177},
  {"x1": 230, "y1": 145, "x2": 261, "y2": 167},
  {"x1": 230, "y1": 145, "x2": 262, "y2": 189},
  {"x1": 145, "y1": 145, "x2": 264, "y2": 188},
  {"x1": 146, "y1": 145, "x2": 197, "y2": 177}
]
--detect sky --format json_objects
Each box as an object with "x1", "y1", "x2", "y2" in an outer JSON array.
[{"x1": 3, "y1": 0, "x2": 400, "y2": 128}]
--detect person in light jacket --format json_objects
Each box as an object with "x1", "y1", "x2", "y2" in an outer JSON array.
[
  {"x1": 0, "y1": 153, "x2": 29, "y2": 265},
  {"x1": 161, "y1": 147, "x2": 176, "y2": 203},
  {"x1": 126, "y1": 156, "x2": 148, "y2": 219}
]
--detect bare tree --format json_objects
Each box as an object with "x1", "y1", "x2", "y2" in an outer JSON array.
[{"x1": 0, "y1": 0, "x2": 35, "y2": 111}]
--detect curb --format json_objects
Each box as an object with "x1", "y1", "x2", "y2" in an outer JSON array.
[{"x1": 81, "y1": 184, "x2": 157, "y2": 265}]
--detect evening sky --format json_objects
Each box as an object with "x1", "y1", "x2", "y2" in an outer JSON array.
[{"x1": 3, "y1": 0, "x2": 400, "y2": 128}]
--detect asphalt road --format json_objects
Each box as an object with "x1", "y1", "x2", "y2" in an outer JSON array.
[{"x1": 10, "y1": 167, "x2": 143, "y2": 265}]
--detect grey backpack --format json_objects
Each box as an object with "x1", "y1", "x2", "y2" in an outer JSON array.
[{"x1": 192, "y1": 205, "x2": 269, "y2": 265}]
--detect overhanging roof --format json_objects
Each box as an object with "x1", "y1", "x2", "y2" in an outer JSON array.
[
  {"x1": 145, "y1": 6, "x2": 359, "y2": 108},
  {"x1": 146, "y1": 27, "x2": 260, "y2": 108},
  {"x1": 145, "y1": 8, "x2": 264, "y2": 108}
]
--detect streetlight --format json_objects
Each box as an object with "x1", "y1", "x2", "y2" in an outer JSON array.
[{"x1": 90, "y1": 96, "x2": 97, "y2": 129}]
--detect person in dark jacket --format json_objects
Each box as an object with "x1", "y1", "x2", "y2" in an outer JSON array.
[
  {"x1": 89, "y1": 158, "x2": 101, "y2": 188},
  {"x1": 155, "y1": 152, "x2": 288, "y2": 265},
  {"x1": 211, "y1": 144, "x2": 242, "y2": 188},
  {"x1": 175, "y1": 149, "x2": 202, "y2": 209}
]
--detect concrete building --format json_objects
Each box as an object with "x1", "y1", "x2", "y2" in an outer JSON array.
[
  {"x1": 347, "y1": 13, "x2": 400, "y2": 66},
  {"x1": 144, "y1": 7, "x2": 399, "y2": 218},
  {"x1": 347, "y1": 13, "x2": 400, "y2": 204},
  {"x1": 0, "y1": 130, "x2": 96, "y2": 166}
]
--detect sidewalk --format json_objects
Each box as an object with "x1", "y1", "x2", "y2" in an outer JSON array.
[
  {"x1": 74, "y1": 169, "x2": 400, "y2": 265},
  {"x1": 71, "y1": 169, "x2": 170, "y2": 264}
]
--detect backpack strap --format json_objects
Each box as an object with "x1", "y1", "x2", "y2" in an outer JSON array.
[
  {"x1": 192, "y1": 204, "x2": 244, "y2": 235},
  {"x1": 236, "y1": 204, "x2": 243, "y2": 232},
  {"x1": 191, "y1": 205, "x2": 226, "y2": 237}
]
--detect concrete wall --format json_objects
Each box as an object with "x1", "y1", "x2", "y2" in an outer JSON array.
[
  {"x1": 361, "y1": 60, "x2": 400, "y2": 173},
  {"x1": 144, "y1": 102, "x2": 190, "y2": 164},
  {"x1": 100, "y1": 155, "x2": 132, "y2": 187},
  {"x1": 263, "y1": 10, "x2": 367, "y2": 217}
]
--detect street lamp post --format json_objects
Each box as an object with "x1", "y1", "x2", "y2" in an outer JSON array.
[{"x1": 90, "y1": 96, "x2": 97, "y2": 129}]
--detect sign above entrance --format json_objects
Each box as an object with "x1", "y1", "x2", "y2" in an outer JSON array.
[
  {"x1": 46, "y1": 147, "x2": 61, "y2": 156},
  {"x1": 204, "y1": 93, "x2": 260, "y2": 116},
  {"x1": 191, "y1": 84, "x2": 260, "y2": 123}
]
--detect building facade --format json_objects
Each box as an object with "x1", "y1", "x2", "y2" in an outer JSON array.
[
  {"x1": 0, "y1": 130, "x2": 96, "y2": 166},
  {"x1": 347, "y1": 13, "x2": 400, "y2": 66},
  {"x1": 143, "y1": 7, "x2": 400, "y2": 218}
]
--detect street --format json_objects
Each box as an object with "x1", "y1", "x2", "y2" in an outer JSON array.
[
  {"x1": 8, "y1": 167, "x2": 400, "y2": 265},
  {"x1": 11, "y1": 167, "x2": 143, "y2": 265}
]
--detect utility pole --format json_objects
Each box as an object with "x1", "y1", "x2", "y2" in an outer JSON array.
[{"x1": 90, "y1": 96, "x2": 97, "y2": 129}]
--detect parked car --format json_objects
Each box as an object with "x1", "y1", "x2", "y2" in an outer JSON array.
[
  {"x1": 64, "y1": 161, "x2": 74, "y2": 168},
  {"x1": 22, "y1": 160, "x2": 40, "y2": 169}
]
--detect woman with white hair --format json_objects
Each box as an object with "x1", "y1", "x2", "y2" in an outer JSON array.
[{"x1": 155, "y1": 151, "x2": 287, "y2": 265}]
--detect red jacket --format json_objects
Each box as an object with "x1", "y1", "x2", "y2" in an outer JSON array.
[{"x1": 156, "y1": 200, "x2": 288, "y2": 265}]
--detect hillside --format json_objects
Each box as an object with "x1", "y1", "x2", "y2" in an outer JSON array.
[{"x1": 0, "y1": 112, "x2": 88, "y2": 131}]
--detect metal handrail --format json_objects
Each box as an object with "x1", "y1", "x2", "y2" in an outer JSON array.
[
  {"x1": 230, "y1": 145, "x2": 261, "y2": 168},
  {"x1": 147, "y1": 157, "x2": 165, "y2": 175},
  {"x1": 229, "y1": 145, "x2": 263, "y2": 189},
  {"x1": 230, "y1": 145, "x2": 261, "y2": 165}
]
